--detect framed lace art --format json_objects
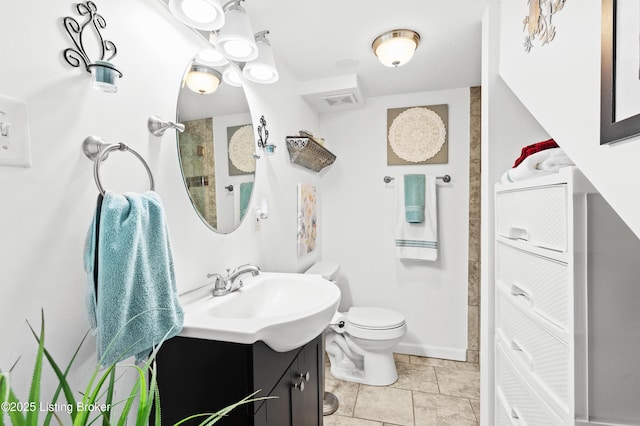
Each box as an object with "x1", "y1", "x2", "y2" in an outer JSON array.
[
  {"x1": 386, "y1": 104, "x2": 448, "y2": 165},
  {"x1": 227, "y1": 124, "x2": 256, "y2": 175}
]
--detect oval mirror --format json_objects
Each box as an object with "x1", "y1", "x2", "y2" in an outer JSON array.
[{"x1": 176, "y1": 60, "x2": 256, "y2": 234}]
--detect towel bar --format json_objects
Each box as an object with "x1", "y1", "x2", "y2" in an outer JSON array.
[
  {"x1": 82, "y1": 135, "x2": 155, "y2": 195},
  {"x1": 383, "y1": 174, "x2": 451, "y2": 183}
]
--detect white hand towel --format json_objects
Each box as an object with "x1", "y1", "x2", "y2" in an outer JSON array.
[
  {"x1": 501, "y1": 148, "x2": 574, "y2": 183},
  {"x1": 395, "y1": 175, "x2": 438, "y2": 260}
]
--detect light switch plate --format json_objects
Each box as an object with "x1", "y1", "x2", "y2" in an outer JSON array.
[{"x1": 0, "y1": 95, "x2": 32, "y2": 168}]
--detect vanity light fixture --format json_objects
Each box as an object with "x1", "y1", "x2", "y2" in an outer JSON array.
[
  {"x1": 372, "y1": 29, "x2": 421, "y2": 67},
  {"x1": 168, "y1": 0, "x2": 225, "y2": 31},
  {"x1": 215, "y1": 0, "x2": 259, "y2": 62},
  {"x1": 185, "y1": 64, "x2": 222, "y2": 94},
  {"x1": 195, "y1": 47, "x2": 228, "y2": 67},
  {"x1": 242, "y1": 31, "x2": 279, "y2": 84},
  {"x1": 222, "y1": 64, "x2": 243, "y2": 87}
]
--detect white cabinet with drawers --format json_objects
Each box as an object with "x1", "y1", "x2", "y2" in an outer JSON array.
[{"x1": 494, "y1": 167, "x2": 640, "y2": 425}]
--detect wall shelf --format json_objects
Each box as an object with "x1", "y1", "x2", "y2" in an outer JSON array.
[{"x1": 285, "y1": 136, "x2": 336, "y2": 172}]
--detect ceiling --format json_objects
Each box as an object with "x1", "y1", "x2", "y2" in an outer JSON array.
[{"x1": 242, "y1": 0, "x2": 490, "y2": 105}]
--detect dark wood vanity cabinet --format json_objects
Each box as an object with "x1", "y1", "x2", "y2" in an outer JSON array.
[{"x1": 154, "y1": 333, "x2": 323, "y2": 426}]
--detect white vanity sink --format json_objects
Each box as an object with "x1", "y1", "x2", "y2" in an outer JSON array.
[{"x1": 179, "y1": 272, "x2": 340, "y2": 352}]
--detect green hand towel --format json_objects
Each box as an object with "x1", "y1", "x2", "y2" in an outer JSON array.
[
  {"x1": 84, "y1": 191, "x2": 184, "y2": 366},
  {"x1": 404, "y1": 174, "x2": 425, "y2": 223}
]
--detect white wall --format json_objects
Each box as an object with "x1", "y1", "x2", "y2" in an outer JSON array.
[
  {"x1": 319, "y1": 89, "x2": 471, "y2": 360},
  {"x1": 0, "y1": 0, "x2": 321, "y2": 410},
  {"x1": 498, "y1": 0, "x2": 640, "y2": 238},
  {"x1": 480, "y1": 2, "x2": 552, "y2": 424},
  {"x1": 211, "y1": 111, "x2": 253, "y2": 231}
]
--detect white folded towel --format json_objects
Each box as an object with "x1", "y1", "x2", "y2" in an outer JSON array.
[
  {"x1": 395, "y1": 175, "x2": 438, "y2": 260},
  {"x1": 501, "y1": 148, "x2": 574, "y2": 183}
]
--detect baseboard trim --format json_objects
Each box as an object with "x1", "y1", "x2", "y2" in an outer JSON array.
[{"x1": 395, "y1": 343, "x2": 467, "y2": 361}]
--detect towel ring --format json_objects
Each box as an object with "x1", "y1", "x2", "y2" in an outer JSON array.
[{"x1": 83, "y1": 136, "x2": 155, "y2": 195}]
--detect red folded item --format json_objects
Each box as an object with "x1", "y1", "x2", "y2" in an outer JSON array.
[{"x1": 512, "y1": 138, "x2": 558, "y2": 168}]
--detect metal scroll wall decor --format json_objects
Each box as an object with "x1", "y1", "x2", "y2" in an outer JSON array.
[
  {"x1": 256, "y1": 115, "x2": 276, "y2": 155},
  {"x1": 63, "y1": 1, "x2": 122, "y2": 91},
  {"x1": 523, "y1": 0, "x2": 567, "y2": 53}
]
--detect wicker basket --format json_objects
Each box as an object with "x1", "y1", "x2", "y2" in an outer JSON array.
[{"x1": 285, "y1": 137, "x2": 336, "y2": 172}]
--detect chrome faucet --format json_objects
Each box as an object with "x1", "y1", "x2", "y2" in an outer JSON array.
[
  {"x1": 206, "y1": 273, "x2": 227, "y2": 297},
  {"x1": 227, "y1": 264, "x2": 261, "y2": 288},
  {"x1": 206, "y1": 264, "x2": 261, "y2": 297}
]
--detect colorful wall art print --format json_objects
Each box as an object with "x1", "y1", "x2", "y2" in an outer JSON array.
[
  {"x1": 297, "y1": 183, "x2": 317, "y2": 258},
  {"x1": 387, "y1": 104, "x2": 448, "y2": 165}
]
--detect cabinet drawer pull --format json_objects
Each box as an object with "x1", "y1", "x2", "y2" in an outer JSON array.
[
  {"x1": 511, "y1": 407, "x2": 528, "y2": 425},
  {"x1": 510, "y1": 339, "x2": 533, "y2": 371},
  {"x1": 509, "y1": 283, "x2": 531, "y2": 302},
  {"x1": 293, "y1": 381, "x2": 305, "y2": 392},
  {"x1": 298, "y1": 371, "x2": 310, "y2": 382},
  {"x1": 510, "y1": 407, "x2": 520, "y2": 419},
  {"x1": 506, "y1": 226, "x2": 530, "y2": 241}
]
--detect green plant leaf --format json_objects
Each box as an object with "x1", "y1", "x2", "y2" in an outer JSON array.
[
  {"x1": 152, "y1": 382, "x2": 161, "y2": 426},
  {"x1": 74, "y1": 364, "x2": 116, "y2": 426},
  {"x1": 172, "y1": 391, "x2": 273, "y2": 426},
  {"x1": 140, "y1": 361, "x2": 159, "y2": 425},
  {"x1": 0, "y1": 372, "x2": 7, "y2": 426},
  {"x1": 25, "y1": 310, "x2": 46, "y2": 426},
  {"x1": 102, "y1": 368, "x2": 115, "y2": 426},
  {"x1": 130, "y1": 365, "x2": 150, "y2": 425},
  {"x1": 115, "y1": 371, "x2": 140, "y2": 426},
  {"x1": 50, "y1": 411, "x2": 64, "y2": 426},
  {"x1": 0, "y1": 371, "x2": 26, "y2": 426},
  {"x1": 28, "y1": 324, "x2": 90, "y2": 425}
]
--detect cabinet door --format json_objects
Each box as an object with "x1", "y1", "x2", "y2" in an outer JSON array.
[
  {"x1": 291, "y1": 336, "x2": 322, "y2": 426},
  {"x1": 264, "y1": 335, "x2": 323, "y2": 426},
  {"x1": 155, "y1": 337, "x2": 255, "y2": 426},
  {"x1": 264, "y1": 365, "x2": 294, "y2": 425}
]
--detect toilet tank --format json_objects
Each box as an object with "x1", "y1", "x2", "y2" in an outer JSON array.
[{"x1": 305, "y1": 261, "x2": 340, "y2": 282}]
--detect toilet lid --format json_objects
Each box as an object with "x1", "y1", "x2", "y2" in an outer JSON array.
[{"x1": 347, "y1": 307, "x2": 405, "y2": 329}]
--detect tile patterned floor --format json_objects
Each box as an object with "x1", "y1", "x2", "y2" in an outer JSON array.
[{"x1": 323, "y1": 354, "x2": 480, "y2": 426}]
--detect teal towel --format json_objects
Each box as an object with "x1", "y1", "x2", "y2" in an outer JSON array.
[
  {"x1": 239, "y1": 181, "x2": 253, "y2": 220},
  {"x1": 84, "y1": 191, "x2": 184, "y2": 366},
  {"x1": 404, "y1": 174, "x2": 425, "y2": 223}
]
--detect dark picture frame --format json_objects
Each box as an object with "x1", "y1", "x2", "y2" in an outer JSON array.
[{"x1": 601, "y1": 0, "x2": 640, "y2": 144}]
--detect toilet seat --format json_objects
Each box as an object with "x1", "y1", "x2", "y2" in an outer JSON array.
[
  {"x1": 344, "y1": 307, "x2": 406, "y2": 340},
  {"x1": 347, "y1": 307, "x2": 406, "y2": 329}
]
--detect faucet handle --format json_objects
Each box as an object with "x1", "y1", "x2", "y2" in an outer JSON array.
[{"x1": 206, "y1": 273, "x2": 226, "y2": 289}]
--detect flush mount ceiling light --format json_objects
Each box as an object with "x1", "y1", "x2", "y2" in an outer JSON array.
[
  {"x1": 169, "y1": 0, "x2": 225, "y2": 31},
  {"x1": 242, "y1": 31, "x2": 279, "y2": 84},
  {"x1": 215, "y1": 0, "x2": 259, "y2": 62},
  {"x1": 372, "y1": 29, "x2": 421, "y2": 67},
  {"x1": 185, "y1": 64, "x2": 222, "y2": 94}
]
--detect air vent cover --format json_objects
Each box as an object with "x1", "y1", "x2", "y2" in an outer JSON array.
[
  {"x1": 299, "y1": 74, "x2": 366, "y2": 114},
  {"x1": 321, "y1": 93, "x2": 358, "y2": 106}
]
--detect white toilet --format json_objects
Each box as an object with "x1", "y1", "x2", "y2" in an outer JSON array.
[{"x1": 305, "y1": 261, "x2": 407, "y2": 386}]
